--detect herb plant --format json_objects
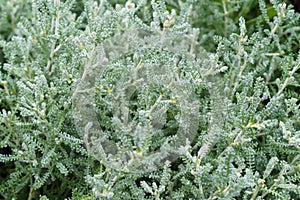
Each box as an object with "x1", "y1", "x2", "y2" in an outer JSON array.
[{"x1": 0, "y1": 0, "x2": 299, "y2": 199}]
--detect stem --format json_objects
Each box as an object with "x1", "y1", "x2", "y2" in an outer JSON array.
[
  {"x1": 46, "y1": 0, "x2": 60, "y2": 74},
  {"x1": 148, "y1": 94, "x2": 163, "y2": 116},
  {"x1": 222, "y1": 0, "x2": 228, "y2": 36},
  {"x1": 27, "y1": 188, "x2": 34, "y2": 200},
  {"x1": 250, "y1": 183, "x2": 262, "y2": 200},
  {"x1": 277, "y1": 63, "x2": 300, "y2": 96},
  {"x1": 270, "y1": 22, "x2": 279, "y2": 36},
  {"x1": 231, "y1": 59, "x2": 248, "y2": 97}
]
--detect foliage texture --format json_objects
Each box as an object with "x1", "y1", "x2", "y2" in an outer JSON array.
[{"x1": 0, "y1": 0, "x2": 300, "y2": 199}]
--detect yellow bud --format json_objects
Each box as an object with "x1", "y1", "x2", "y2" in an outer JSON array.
[
  {"x1": 170, "y1": 97, "x2": 177, "y2": 104},
  {"x1": 24, "y1": 67, "x2": 29, "y2": 73}
]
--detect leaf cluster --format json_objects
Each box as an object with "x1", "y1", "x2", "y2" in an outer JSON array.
[{"x1": 0, "y1": 0, "x2": 299, "y2": 199}]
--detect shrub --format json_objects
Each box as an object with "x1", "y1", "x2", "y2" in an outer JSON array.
[{"x1": 0, "y1": 0, "x2": 299, "y2": 199}]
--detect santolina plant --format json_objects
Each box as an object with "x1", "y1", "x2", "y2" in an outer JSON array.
[{"x1": 0, "y1": 0, "x2": 299, "y2": 199}]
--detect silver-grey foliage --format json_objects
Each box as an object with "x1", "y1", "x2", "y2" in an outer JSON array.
[{"x1": 0, "y1": 0, "x2": 300, "y2": 199}]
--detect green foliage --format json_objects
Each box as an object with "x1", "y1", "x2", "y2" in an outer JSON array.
[{"x1": 0, "y1": 0, "x2": 300, "y2": 199}]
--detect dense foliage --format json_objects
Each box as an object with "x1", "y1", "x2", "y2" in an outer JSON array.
[{"x1": 0, "y1": 0, "x2": 299, "y2": 199}]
